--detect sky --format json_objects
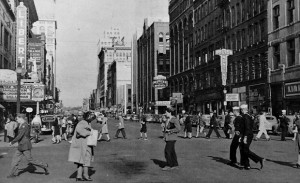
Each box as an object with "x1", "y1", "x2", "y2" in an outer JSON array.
[{"x1": 34, "y1": 0, "x2": 169, "y2": 107}]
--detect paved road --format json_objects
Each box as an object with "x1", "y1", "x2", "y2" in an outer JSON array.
[{"x1": 0, "y1": 118, "x2": 299, "y2": 183}]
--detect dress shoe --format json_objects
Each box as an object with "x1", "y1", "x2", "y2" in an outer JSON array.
[
  {"x1": 244, "y1": 166, "x2": 251, "y2": 170},
  {"x1": 43, "y1": 163, "x2": 49, "y2": 175},
  {"x1": 260, "y1": 159, "x2": 265, "y2": 169},
  {"x1": 83, "y1": 176, "x2": 93, "y2": 181},
  {"x1": 171, "y1": 166, "x2": 179, "y2": 170},
  {"x1": 76, "y1": 177, "x2": 84, "y2": 181},
  {"x1": 7, "y1": 174, "x2": 17, "y2": 179}
]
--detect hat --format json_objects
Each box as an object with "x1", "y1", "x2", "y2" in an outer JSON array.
[
  {"x1": 17, "y1": 113, "x2": 26, "y2": 118},
  {"x1": 282, "y1": 110, "x2": 286, "y2": 113},
  {"x1": 240, "y1": 104, "x2": 248, "y2": 109},
  {"x1": 232, "y1": 106, "x2": 240, "y2": 110},
  {"x1": 78, "y1": 111, "x2": 84, "y2": 115}
]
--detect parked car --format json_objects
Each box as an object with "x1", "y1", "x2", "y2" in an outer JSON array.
[
  {"x1": 123, "y1": 114, "x2": 132, "y2": 121},
  {"x1": 40, "y1": 115, "x2": 56, "y2": 134}
]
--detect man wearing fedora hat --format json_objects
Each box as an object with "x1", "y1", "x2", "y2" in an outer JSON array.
[
  {"x1": 279, "y1": 110, "x2": 289, "y2": 141},
  {"x1": 7, "y1": 113, "x2": 49, "y2": 178}
]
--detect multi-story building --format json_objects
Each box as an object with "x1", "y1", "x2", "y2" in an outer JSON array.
[
  {"x1": 169, "y1": 0, "x2": 194, "y2": 113},
  {"x1": 107, "y1": 59, "x2": 132, "y2": 114},
  {"x1": 97, "y1": 45, "x2": 132, "y2": 109},
  {"x1": 0, "y1": 0, "x2": 16, "y2": 70},
  {"x1": 32, "y1": 18, "x2": 57, "y2": 99},
  {"x1": 268, "y1": 0, "x2": 300, "y2": 116},
  {"x1": 137, "y1": 18, "x2": 170, "y2": 114}
]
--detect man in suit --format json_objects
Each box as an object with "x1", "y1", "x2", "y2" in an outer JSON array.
[
  {"x1": 206, "y1": 111, "x2": 221, "y2": 139},
  {"x1": 7, "y1": 113, "x2": 49, "y2": 178},
  {"x1": 279, "y1": 110, "x2": 289, "y2": 141},
  {"x1": 223, "y1": 110, "x2": 231, "y2": 139},
  {"x1": 228, "y1": 107, "x2": 242, "y2": 167},
  {"x1": 239, "y1": 104, "x2": 265, "y2": 170}
]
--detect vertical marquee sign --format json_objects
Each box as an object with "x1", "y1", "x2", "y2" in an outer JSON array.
[
  {"x1": 215, "y1": 49, "x2": 233, "y2": 86},
  {"x1": 16, "y1": 2, "x2": 28, "y2": 69}
]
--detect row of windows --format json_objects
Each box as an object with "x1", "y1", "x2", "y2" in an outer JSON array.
[
  {"x1": 273, "y1": 38, "x2": 297, "y2": 69},
  {"x1": 273, "y1": 0, "x2": 295, "y2": 30},
  {"x1": 107, "y1": 52, "x2": 131, "y2": 57},
  {"x1": 169, "y1": 0, "x2": 192, "y2": 21},
  {"x1": 158, "y1": 32, "x2": 170, "y2": 43}
]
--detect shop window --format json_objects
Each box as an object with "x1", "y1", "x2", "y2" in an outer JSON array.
[
  {"x1": 287, "y1": 0, "x2": 295, "y2": 24},
  {"x1": 273, "y1": 44, "x2": 280, "y2": 69},
  {"x1": 287, "y1": 39, "x2": 295, "y2": 66},
  {"x1": 273, "y1": 5, "x2": 280, "y2": 30}
]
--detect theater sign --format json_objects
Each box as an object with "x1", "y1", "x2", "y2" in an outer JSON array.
[
  {"x1": 285, "y1": 82, "x2": 300, "y2": 97},
  {"x1": 16, "y1": 2, "x2": 28, "y2": 69}
]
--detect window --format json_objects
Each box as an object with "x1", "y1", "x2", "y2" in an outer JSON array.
[
  {"x1": 236, "y1": 3, "x2": 240, "y2": 24},
  {"x1": 260, "y1": 19, "x2": 266, "y2": 42},
  {"x1": 237, "y1": 31, "x2": 241, "y2": 49},
  {"x1": 232, "y1": 6, "x2": 236, "y2": 26},
  {"x1": 159, "y1": 33, "x2": 164, "y2": 42},
  {"x1": 248, "y1": 25, "x2": 253, "y2": 46},
  {"x1": 273, "y1": 5, "x2": 280, "y2": 30},
  {"x1": 248, "y1": 0, "x2": 253, "y2": 18},
  {"x1": 242, "y1": 29, "x2": 246, "y2": 48},
  {"x1": 241, "y1": 0, "x2": 245, "y2": 21},
  {"x1": 273, "y1": 44, "x2": 280, "y2": 69},
  {"x1": 232, "y1": 34, "x2": 236, "y2": 50},
  {"x1": 287, "y1": 0, "x2": 295, "y2": 24},
  {"x1": 287, "y1": 39, "x2": 295, "y2": 66},
  {"x1": 4, "y1": 29, "x2": 9, "y2": 51}
]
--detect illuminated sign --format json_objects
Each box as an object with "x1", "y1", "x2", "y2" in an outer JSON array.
[{"x1": 16, "y1": 2, "x2": 28, "y2": 69}]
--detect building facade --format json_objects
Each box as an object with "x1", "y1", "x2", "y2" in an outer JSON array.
[
  {"x1": 137, "y1": 18, "x2": 170, "y2": 114},
  {"x1": 268, "y1": 0, "x2": 300, "y2": 116},
  {"x1": 169, "y1": 0, "x2": 194, "y2": 113},
  {"x1": 97, "y1": 46, "x2": 132, "y2": 109}
]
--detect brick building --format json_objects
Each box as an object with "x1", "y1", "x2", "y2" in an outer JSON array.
[
  {"x1": 268, "y1": 0, "x2": 300, "y2": 116},
  {"x1": 137, "y1": 18, "x2": 170, "y2": 114}
]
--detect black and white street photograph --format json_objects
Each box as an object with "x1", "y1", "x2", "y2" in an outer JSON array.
[{"x1": 0, "y1": 0, "x2": 300, "y2": 182}]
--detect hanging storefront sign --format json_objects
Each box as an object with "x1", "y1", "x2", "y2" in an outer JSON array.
[
  {"x1": 216, "y1": 49, "x2": 233, "y2": 86},
  {"x1": 285, "y1": 81, "x2": 300, "y2": 97},
  {"x1": 155, "y1": 101, "x2": 171, "y2": 106},
  {"x1": 0, "y1": 84, "x2": 32, "y2": 102},
  {"x1": 153, "y1": 75, "x2": 168, "y2": 89},
  {"x1": 0, "y1": 69, "x2": 17, "y2": 85},
  {"x1": 225, "y1": 94, "x2": 240, "y2": 102},
  {"x1": 16, "y1": 2, "x2": 28, "y2": 69}
]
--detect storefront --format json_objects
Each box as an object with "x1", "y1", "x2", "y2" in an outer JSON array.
[{"x1": 284, "y1": 81, "x2": 300, "y2": 114}]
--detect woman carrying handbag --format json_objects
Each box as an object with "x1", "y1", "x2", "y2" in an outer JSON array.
[{"x1": 68, "y1": 111, "x2": 95, "y2": 181}]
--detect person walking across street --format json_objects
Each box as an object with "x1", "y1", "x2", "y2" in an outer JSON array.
[
  {"x1": 228, "y1": 107, "x2": 242, "y2": 167},
  {"x1": 52, "y1": 116, "x2": 61, "y2": 144},
  {"x1": 223, "y1": 111, "x2": 231, "y2": 139},
  {"x1": 279, "y1": 110, "x2": 289, "y2": 141},
  {"x1": 7, "y1": 113, "x2": 48, "y2": 178},
  {"x1": 31, "y1": 114, "x2": 42, "y2": 143},
  {"x1": 139, "y1": 114, "x2": 148, "y2": 140},
  {"x1": 206, "y1": 111, "x2": 221, "y2": 139},
  {"x1": 292, "y1": 112, "x2": 299, "y2": 141},
  {"x1": 183, "y1": 112, "x2": 192, "y2": 139},
  {"x1": 239, "y1": 104, "x2": 265, "y2": 170},
  {"x1": 61, "y1": 115, "x2": 68, "y2": 141},
  {"x1": 5, "y1": 115, "x2": 18, "y2": 143},
  {"x1": 254, "y1": 111, "x2": 270, "y2": 141},
  {"x1": 98, "y1": 113, "x2": 111, "y2": 142},
  {"x1": 162, "y1": 107, "x2": 181, "y2": 171},
  {"x1": 115, "y1": 115, "x2": 126, "y2": 139},
  {"x1": 68, "y1": 111, "x2": 94, "y2": 181},
  {"x1": 196, "y1": 112, "x2": 205, "y2": 138},
  {"x1": 293, "y1": 113, "x2": 300, "y2": 168}
]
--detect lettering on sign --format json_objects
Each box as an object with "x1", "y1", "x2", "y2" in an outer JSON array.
[
  {"x1": 285, "y1": 82, "x2": 300, "y2": 97},
  {"x1": 216, "y1": 49, "x2": 233, "y2": 86},
  {"x1": 16, "y1": 3, "x2": 28, "y2": 69},
  {"x1": 225, "y1": 94, "x2": 240, "y2": 102}
]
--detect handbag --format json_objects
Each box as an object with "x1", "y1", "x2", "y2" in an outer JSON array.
[{"x1": 87, "y1": 129, "x2": 98, "y2": 147}]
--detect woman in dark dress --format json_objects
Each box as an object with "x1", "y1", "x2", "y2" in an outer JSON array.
[{"x1": 52, "y1": 117, "x2": 61, "y2": 144}]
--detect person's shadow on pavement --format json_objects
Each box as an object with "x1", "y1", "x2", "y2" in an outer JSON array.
[
  {"x1": 69, "y1": 167, "x2": 96, "y2": 179},
  {"x1": 18, "y1": 164, "x2": 45, "y2": 175},
  {"x1": 208, "y1": 156, "x2": 260, "y2": 170},
  {"x1": 266, "y1": 158, "x2": 294, "y2": 168},
  {"x1": 151, "y1": 159, "x2": 168, "y2": 168}
]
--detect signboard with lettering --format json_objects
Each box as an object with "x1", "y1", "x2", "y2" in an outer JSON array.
[
  {"x1": 153, "y1": 75, "x2": 168, "y2": 89},
  {"x1": 155, "y1": 101, "x2": 171, "y2": 106},
  {"x1": 215, "y1": 49, "x2": 233, "y2": 86},
  {"x1": 0, "y1": 84, "x2": 32, "y2": 102},
  {"x1": 226, "y1": 94, "x2": 240, "y2": 102},
  {"x1": 285, "y1": 82, "x2": 300, "y2": 97},
  {"x1": 16, "y1": 2, "x2": 28, "y2": 69},
  {"x1": 0, "y1": 69, "x2": 17, "y2": 85},
  {"x1": 32, "y1": 84, "x2": 45, "y2": 101}
]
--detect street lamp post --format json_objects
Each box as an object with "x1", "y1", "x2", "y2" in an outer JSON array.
[{"x1": 15, "y1": 63, "x2": 23, "y2": 114}]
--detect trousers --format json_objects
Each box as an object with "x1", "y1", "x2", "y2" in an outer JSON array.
[
  {"x1": 281, "y1": 126, "x2": 288, "y2": 140},
  {"x1": 206, "y1": 126, "x2": 221, "y2": 138},
  {"x1": 240, "y1": 136, "x2": 263, "y2": 167},
  {"x1": 9, "y1": 149, "x2": 47, "y2": 176},
  {"x1": 115, "y1": 128, "x2": 126, "y2": 138},
  {"x1": 164, "y1": 140, "x2": 178, "y2": 167},
  {"x1": 229, "y1": 134, "x2": 241, "y2": 163},
  {"x1": 256, "y1": 128, "x2": 270, "y2": 139}
]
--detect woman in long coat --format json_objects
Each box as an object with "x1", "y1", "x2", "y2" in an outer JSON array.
[{"x1": 68, "y1": 112, "x2": 93, "y2": 181}]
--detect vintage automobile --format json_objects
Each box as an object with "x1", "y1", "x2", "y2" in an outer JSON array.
[
  {"x1": 131, "y1": 114, "x2": 140, "y2": 122},
  {"x1": 40, "y1": 115, "x2": 56, "y2": 134},
  {"x1": 253, "y1": 115, "x2": 279, "y2": 134}
]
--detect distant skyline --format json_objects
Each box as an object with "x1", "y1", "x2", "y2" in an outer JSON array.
[{"x1": 34, "y1": 0, "x2": 169, "y2": 107}]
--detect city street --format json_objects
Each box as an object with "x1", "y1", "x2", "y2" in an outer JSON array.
[{"x1": 0, "y1": 118, "x2": 299, "y2": 183}]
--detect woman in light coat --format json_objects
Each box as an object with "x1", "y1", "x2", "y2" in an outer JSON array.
[
  {"x1": 68, "y1": 111, "x2": 93, "y2": 181},
  {"x1": 98, "y1": 113, "x2": 110, "y2": 141}
]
